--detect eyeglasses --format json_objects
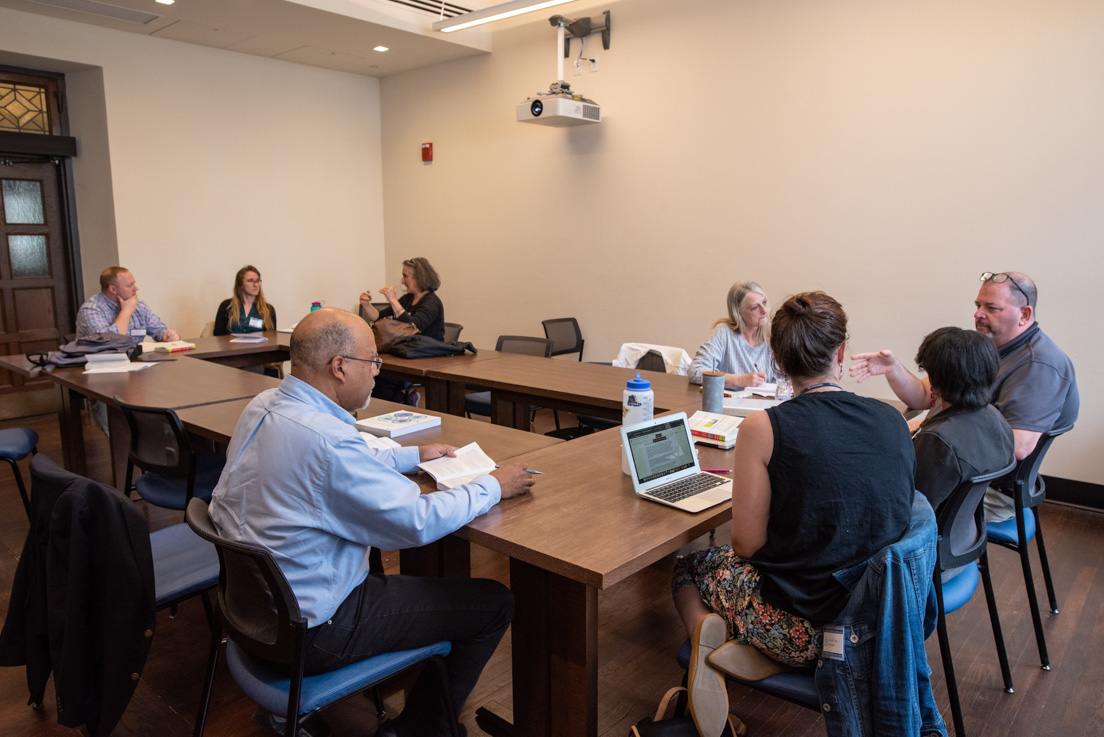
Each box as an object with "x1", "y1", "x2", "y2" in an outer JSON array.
[
  {"x1": 244, "y1": 278, "x2": 262, "y2": 284},
  {"x1": 980, "y1": 272, "x2": 1030, "y2": 304},
  {"x1": 339, "y1": 355, "x2": 383, "y2": 371}
]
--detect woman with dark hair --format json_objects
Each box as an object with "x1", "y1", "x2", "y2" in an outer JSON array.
[
  {"x1": 672, "y1": 292, "x2": 915, "y2": 737},
  {"x1": 912, "y1": 327, "x2": 1014, "y2": 512},
  {"x1": 214, "y1": 265, "x2": 276, "y2": 335},
  {"x1": 359, "y1": 256, "x2": 445, "y2": 341},
  {"x1": 688, "y1": 281, "x2": 774, "y2": 388}
]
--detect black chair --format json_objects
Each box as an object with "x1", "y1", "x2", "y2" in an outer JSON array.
[
  {"x1": 186, "y1": 498, "x2": 460, "y2": 737},
  {"x1": 541, "y1": 317, "x2": 584, "y2": 361},
  {"x1": 443, "y1": 322, "x2": 464, "y2": 343},
  {"x1": 115, "y1": 396, "x2": 226, "y2": 510},
  {"x1": 986, "y1": 424, "x2": 1074, "y2": 670},
  {"x1": 465, "y1": 336, "x2": 554, "y2": 427},
  {"x1": 933, "y1": 460, "x2": 1017, "y2": 737},
  {"x1": 0, "y1": 427, "x2": 37, "y2": 519}
]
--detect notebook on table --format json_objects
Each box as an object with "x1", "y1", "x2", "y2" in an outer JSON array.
[{"x1": 621, "y1": 412, "x2": 733, "y2": 513}]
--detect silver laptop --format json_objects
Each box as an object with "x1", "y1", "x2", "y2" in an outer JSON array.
[{"x1": 621, "y1": 413, "x2": 733, "y2": 513}]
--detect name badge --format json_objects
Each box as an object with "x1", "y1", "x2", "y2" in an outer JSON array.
[
  {"x1": 130, "y1": 328, "x2": 147, "y2": 338},
  {"x1": 821, "y1": 626, "x2": 846, "y2": 661},
  {"x1": 249, "y1": 317, "x2": 264, "y2": 329}
]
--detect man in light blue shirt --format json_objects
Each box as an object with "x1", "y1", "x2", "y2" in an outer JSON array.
[
  {"x1": 209, "y1": 307, "x2": 534, "y2": 737},
  {"x1": 75, "y1": 266, "x2": 179, "y2": 341}
]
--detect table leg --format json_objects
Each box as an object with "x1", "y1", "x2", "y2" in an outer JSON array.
[
  {"x1": 424, "y1": 377, "x2": 451, "y2": 414},
  {"x1": 476, "y1": 558, "x2": 598, "y2": 737},
  {"x1": 399, "y1": 535, "x2": 472, "y2": 578},
  {"x1": 446, "y1": 380, "x2": 469, "y2": 416},
  {"x1": 107, "y1": 405, "x2": 131, "y2": 490},
  {"x1": 57, "y1": 385, "x2": 86, "y2": 475},
  {"x1": 490, "y1": 391, "x2": 530, "y2": 431}
]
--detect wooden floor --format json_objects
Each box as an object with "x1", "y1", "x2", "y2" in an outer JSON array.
[{"x1": 2, "y1": 404, "x2": 1103, "y2": 737}]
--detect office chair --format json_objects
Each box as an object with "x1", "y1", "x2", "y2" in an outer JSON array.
[
  {"x1": 986, "y1": 424, "x2": 1074, "y2": 670},
  {"x1": 115, "y1": 396, "x2": 226, "y2": 511},
  {"x1": 674, "y1": 493, "x2": 941, "y2": 730},
  {"x1": 933, "y1": 460, "x2": 1017, "y2": 737},
  {"x1": 186, "y1": 498, "x2": 460, "y2": 737},
  {"x1": 10, "y1": 454, "x2": 218, "y2": 721},
  {"x1": 541, "y1": 317, "x2": 584, "y2": 361},
  {"x1": 465, "y1": 336, "x2": 554, "y2": 427},
  {"x1": 443, "y1": 322, "x2": 464, "y2": 343},
  {"x1": 0, "y1": 427, "x2": 37, "y2": 519}
]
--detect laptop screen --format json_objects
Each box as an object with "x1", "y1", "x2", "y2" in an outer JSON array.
[{"x1": 625, "y1": 417, "x2": 697, "y2": 483}]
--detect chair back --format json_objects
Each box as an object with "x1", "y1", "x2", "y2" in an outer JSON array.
[
  {"x1": 185, "y1": 498, "x2": 305, "y2": 667},
  {"x1": 937, "y1": 460, "x2": 1016, "y2": 571},
  {"x1": 115, "y1": 396, "x2": 196, "y2": 476},
  {"x1": 443, "y1": 322, "x2": 464, "y2": 343},
  {"x1": 1012, "y1": 424, "x2": 1073, "y2": 510},
  {"x1": 635, "y1": 350, "x2": 667, "y2": 373},
  {"x1": 495, "y1": 335, "x2": 554, "y2": 357},
  {"x1": 200, "y1": 320, "x2": 216, "y2": 338},
  {"x1": 541, "y1": 317, "x2": 584, "y2": 360}
]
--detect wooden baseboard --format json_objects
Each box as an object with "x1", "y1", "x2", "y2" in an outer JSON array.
[
  {"x1": 1044, "y1": 475, "x2": 1104, "y2": 511},
  {"x1": 0, "y1": 388, "x2": 57, "y2": 421}
]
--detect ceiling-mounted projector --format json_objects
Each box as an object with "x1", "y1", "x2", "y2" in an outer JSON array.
[{"x1": 518, "y1": 82, "x2": 600, "y2": 127}]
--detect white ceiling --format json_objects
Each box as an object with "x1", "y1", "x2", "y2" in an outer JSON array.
[{"x1": 0, "y1": 0, "x2": 505, "y2": 77}]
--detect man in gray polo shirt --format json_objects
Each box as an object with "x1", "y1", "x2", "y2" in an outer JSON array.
[{"x1": 850, "y1": 271, "x2": 1078, "y2": 517}]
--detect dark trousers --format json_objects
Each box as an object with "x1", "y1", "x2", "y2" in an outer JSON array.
[{"x1": 303, "y1": 573, "x2": 513, "y2": 735}]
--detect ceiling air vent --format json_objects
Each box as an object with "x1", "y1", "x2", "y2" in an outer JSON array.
[
  {"x1": 26, "y1": 0, "x2": 160, "y2": 24},
  {"x1": 380, "y1": 0, "x2": 472, "y2": 19}
]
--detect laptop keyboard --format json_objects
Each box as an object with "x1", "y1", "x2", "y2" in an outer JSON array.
[{"x1": 646, "y1": 473, "x2": 728, "y2": 502}]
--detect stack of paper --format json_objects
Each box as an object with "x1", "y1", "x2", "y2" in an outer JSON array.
[
  {"x1": 230, "y1": 333, "x2": 269, "y2": 343},
  {"x1": 84, "y1": 353, "x2": 155, "y2": 374}
]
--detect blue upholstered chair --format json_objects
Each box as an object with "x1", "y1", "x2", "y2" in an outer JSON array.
[
  {"x1": 933, "y1": 460, "x2": 1017, "y2": 737},
  {"x1": 986, "y1": 424, "x2": 1073, "y2": 671},
  {"x1": 114, "y1": 396, "x2": 226, "y2": 510},
  {"x1": 185, "y1": 498, "x2": 461, "y2": 737},
  {"x1": 0, "y1": 427, "x2": 37, "y2": 519}
]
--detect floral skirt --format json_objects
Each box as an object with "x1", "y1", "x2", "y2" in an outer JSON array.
[{"x1": 673, "y1": 545, "x2": 821, "y2": 667}]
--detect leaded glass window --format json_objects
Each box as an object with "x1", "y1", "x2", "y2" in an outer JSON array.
[{"x1": 0, "y1": 83, "x2": 50, "y2": 134}]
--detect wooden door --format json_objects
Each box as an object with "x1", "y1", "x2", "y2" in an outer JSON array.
[{"x1": 0, "y1": 158, "x2": 74, "y2": 396}]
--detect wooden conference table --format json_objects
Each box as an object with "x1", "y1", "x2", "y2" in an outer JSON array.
[{"x1": 2, "y1": 337, "x2": 745, "y2": 737}]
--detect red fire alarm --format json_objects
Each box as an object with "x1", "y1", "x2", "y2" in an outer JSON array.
[{"x1": 421, "y1": 142, "x2": 433, "y2": 162}]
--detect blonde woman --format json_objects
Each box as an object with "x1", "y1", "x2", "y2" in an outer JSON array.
[{"x1": 688, "y1": 281, "x2": 774, "y2": 388}]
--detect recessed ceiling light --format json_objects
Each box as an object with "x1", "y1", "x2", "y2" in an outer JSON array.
[
  {"x1": 374, "y1": 46, "x2": 389, "y2": 52},
  {"x1": 155, "y1": 0, "x2": 175, "y2": 5}
]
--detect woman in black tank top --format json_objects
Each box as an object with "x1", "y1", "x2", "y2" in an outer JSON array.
[{"x1": 673, "y1": 292, "x2": 914, "y2": 735}]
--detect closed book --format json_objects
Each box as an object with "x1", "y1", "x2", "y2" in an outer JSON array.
[{"x1": 356, "y1": 411, "x2": 441, "y2": 438}]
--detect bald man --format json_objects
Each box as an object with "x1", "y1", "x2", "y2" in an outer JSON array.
[
  {"x1": 209, "y1": 308, "x2": 534, "y2": 737},
  {"x1": 850, "y1": 271, "x2": 1078, "y2": 519},
  {"x1": 75, "y1": 266, "x2": 179, "y2": 341}
]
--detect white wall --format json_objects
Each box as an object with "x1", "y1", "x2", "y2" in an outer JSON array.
[
  {"x1": 380, "y1": 0, "x2": 1102, "y2": 484},
  {"x1": 0, "y1": 7, "x2": 386, "y2": 334}
]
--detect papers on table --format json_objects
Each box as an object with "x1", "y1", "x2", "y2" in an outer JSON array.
[
  {"x1": 230, "y1": 333, "x2": 269, "y2": 343},
  {"x1": 750, "y1": 382, "x2": 778, "y2": 398},
  {"x1": 360, "y1": 433, "x2": 401, "y2": 452},
  {"x1": 276, "y1": 323, "x2": 298, "y2": 334},
  {"x1": 83, "y1": 353, "x2": 156, "y2": 373},
  {"x1": 723, "y1": 390, "x2": 781, "y2": 417},
  {"x1": 417, "y1": 442, "x2": 496, "y2": 490}
]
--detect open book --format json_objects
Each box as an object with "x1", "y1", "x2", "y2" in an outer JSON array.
[
  {"x1": 688, "y1": 411, "x2": 742, "y2": 449},
  {"x1": 144, "y1": 340, "x2": 196, "y2": 353},
  {"x1": 417, "y1": 442, "x2": 496, "y2": 490}
]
